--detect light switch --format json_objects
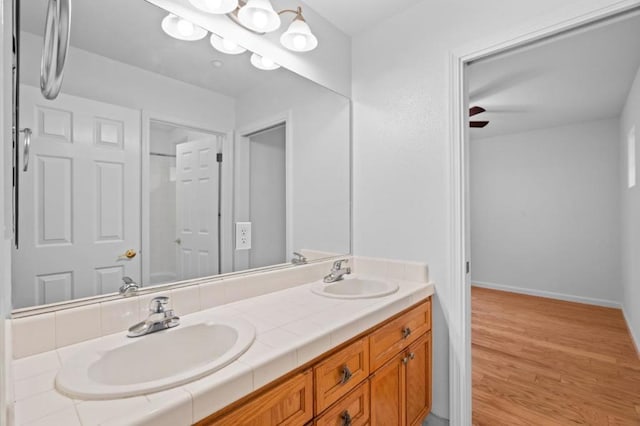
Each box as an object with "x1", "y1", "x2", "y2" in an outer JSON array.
[{"x1": 235, "y1": 222, "x2": 252, "y2": 250}]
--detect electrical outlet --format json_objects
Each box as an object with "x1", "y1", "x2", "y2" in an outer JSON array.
[{"x1": 235, "y1": 222, "x2": 252, "y2": 250}]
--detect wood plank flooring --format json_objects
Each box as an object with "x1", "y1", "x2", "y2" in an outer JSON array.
[{"x1": 472, "y1": 287, "x2": 640, "y2": 425}]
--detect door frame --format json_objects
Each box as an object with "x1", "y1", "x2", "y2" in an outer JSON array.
[
  {"x1": 235, "y1": 110, "x2": 294, "y2": 270},
  {"x1": 447, "y1": 1, "x2": 640, "y2": 424},
  {"x1": 141, "y1": 111, "x2": 230, "y2": 286}
]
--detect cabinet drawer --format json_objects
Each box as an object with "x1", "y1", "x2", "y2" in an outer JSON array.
[
  {"x1": 207, "y1": 370, "x2": 313, "y2": 426},
  {"x1": 369, "y1": 300, "x2": 431, "y2": 370},
  {"x1": 315, "y1": 380, "x2": 370, "y2": 426},
  {"x1": 314, "y1": 337, "x2": 370, "y2": 413}
]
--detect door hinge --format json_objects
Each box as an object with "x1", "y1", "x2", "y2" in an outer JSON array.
[
  {"x1": 216, "y1": 153, "x2": 223, "y2": 163},
  {"x1": 466, "y1": 261, "x2": 470, "y2": 274}
]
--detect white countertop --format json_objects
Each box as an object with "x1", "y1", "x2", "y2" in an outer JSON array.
[{"x1": 11, "y1": 278, "x2": 434, "y2": 426}]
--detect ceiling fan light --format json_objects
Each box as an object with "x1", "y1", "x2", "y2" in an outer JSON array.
[
  {"x1": 250, "y1": 52, "x2": 280, "y2": 70},
  {"x1": 210, "y1": 33, "x2": 247, "y2": 55},
  {"x1": 237, "y1": 0, "x2": 281, "y2": 33},
  {"x1": 188, "y1": 0, "x2": 238, "y2": 14},
  {"x1": 280, "y1": 19, "x2": 318, "y2": 52},
  {"x1": 161, "y1": 14, "x2": 208, "y2": 41}
]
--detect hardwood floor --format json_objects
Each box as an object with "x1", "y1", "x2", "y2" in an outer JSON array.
[{"x1": 472, "y1": 287, "x2": 640, "y2": 425}]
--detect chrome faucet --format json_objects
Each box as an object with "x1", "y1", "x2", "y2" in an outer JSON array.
[
  {"x1": 127, "y1": 296, "x2": 180, "y2": 338},
  {"x1": 119, "y1": 276, "x2": 139, "y2": 296},
  {"x1": 291, "y1": 252, "x2": 308, "y2": 265},
  {"x1": 323, "y1": 259, "x2": 351, "y2": 283}
]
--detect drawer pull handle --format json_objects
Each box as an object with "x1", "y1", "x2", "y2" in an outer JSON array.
[
  {"x1": 402, "y1": 356, "x2": 409, "y2": 365},
  {"x1": 409, "y1": 352, "x2": 415, "y2": 361},
  {"x1": 341, "y1": 410, "x2": 352, "y2": 426},
  {"x1": 340, "y1": 365, "x2": 353, "y2": 384},
  {"x1": 402, "y1": 327, "x2": 412, "y2": 339}
]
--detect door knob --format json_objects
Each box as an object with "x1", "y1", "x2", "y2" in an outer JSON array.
[{"x1": 119, "y1": 249, "x2": 137, "y2": 259}]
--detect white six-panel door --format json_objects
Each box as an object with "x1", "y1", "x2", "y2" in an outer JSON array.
[
  {"x1": 176, "y1": 138, "x2": 219, "y2": 280},
  {"x1": 13, "y1": 86, "x2": 141, "y2": 308}
]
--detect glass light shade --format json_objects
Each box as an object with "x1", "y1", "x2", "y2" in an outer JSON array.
[
  {"x1": 250, "y1": 53, "x2": 280, "y2": 70},
  {"x1": 188, "y1": 0, "x2": 238, "y2": 14},
  {"x1": 210, "y1": 33, "x2": 247, "y2": 55},
  {"x1": 280, "y1": 19, "x2": 318, "y2": 52},
  {"x1": 161, "y1": 14, "x2": 208, "y2": 41},
  {"x1": 237, "y1": 0, "x2": 281, "y2": 33}
]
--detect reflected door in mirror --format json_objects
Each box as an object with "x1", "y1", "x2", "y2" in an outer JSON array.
[{"x1": 12, "y1": 86, "x2": 141, "y2": 308}]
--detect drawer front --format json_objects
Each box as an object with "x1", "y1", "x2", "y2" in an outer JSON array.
[
  {"x1": 209, "y1": 370, "x2": 313, "y2": 426},
  {"x1": 369, "y1": 299, "x2": 431, "y2": 370},
  {"x1": 315, "y1": 380, "x2": 370, "y2": 426},
  {"x1": 314, "y1": 337, "x2": 370, "y2": 413}
]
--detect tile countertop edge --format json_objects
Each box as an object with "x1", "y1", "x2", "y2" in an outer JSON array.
[{"x1": 12, "y1": 280, "x2": 435, "y2": 426}]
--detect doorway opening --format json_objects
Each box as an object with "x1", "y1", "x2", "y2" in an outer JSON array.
[{"x1": 463, "y1": 8, "x2": 640, "y2": 424}]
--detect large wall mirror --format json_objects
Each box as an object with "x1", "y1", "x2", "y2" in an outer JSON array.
[{"x1": 13, "y1": 0, "x2": 350, "y2": 310}]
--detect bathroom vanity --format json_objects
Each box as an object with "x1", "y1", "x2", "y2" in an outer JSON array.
[
  {"x1": 199, "y1": 297, "x2": 432, "y2": 426},
  {"x1": 10, "y1": 257, "x2": 433, "y2": 425}
]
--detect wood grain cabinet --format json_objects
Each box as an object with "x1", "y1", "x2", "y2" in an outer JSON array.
[{"x1": 197, "y1": 298, "x2": 432, "y2": 426}]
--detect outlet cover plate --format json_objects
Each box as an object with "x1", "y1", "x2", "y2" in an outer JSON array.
[{"x1": 235, "y1": 222, "x2": 252, "y2": 250}]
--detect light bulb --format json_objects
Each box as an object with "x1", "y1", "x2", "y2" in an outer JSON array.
[
  {"x1": 222, "y1": 38, "x2": 238, "y2": 51},
  {"x1": 293, "y1": 34, "x2": 307, "y2": 50},
  {"x1": 176, "y1": 19, "x2": 195, "y2": 37},
  {"x1": 205, "y1": 0, "x2": 222, "y2": 8},
  {"x1": 252, "y1": 10, "x2": 268, "y2": 29},
  {"x1": 261, "y1": 56, "x2": 274, "y2": 68}
]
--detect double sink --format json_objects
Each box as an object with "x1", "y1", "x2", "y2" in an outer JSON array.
[{"x1": 55, "y1": 265, "x2": 399, "y2": 400}]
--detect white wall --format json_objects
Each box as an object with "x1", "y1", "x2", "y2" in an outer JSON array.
[
  {"x1": 235, "y1": 73, "x2": 350, "y2": 258},
  {"x1": 351, "y1": 0, "x2": 635, "y2": 418},
  {"x1": 620, "y1": 64, "x2": 640, "y2": 351},
  {"x1": 470, "y1": 119, "x2": 621, "y2": 305},
  {"x1": 20, "y1": 32, "x2": 236, "y2": 131}
]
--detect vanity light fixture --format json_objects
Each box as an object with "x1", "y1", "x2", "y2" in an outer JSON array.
[
  {"x1": 210, "y1": 33, "x2": 247, "y2": 54},
  {"x1": 237, "y1": 0, "x2": 281, "y2": 33},
  {"x1": 188, "y1": 0, "x2": 238, "y2": 14},
  {"x1": 228, "y1": 1, "x2": 318, "y2": 52},
  {"x1": 161, "y1": 14, "x2": 208, "y2": 41},
  {"x1": 250, "y1": 52, "x2": 280, "y2": 70},
  {"x1": 280, "y1": 7, "x2": 318, "y2": 52}
]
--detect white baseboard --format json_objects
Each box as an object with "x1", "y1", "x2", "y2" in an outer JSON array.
[
  {"x1": 622, "y1": 307, "x2": 640, "y2": 358},
  {"x1": 471, "y1": 281, "x2": 622, "y2": 308}
]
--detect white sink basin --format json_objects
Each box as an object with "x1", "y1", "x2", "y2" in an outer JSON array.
[
  {"x1": 311, "y1": 276, "x2": 399, "y2": 299},
  {"x1": 56, "y1": 317, "x2": 255, "y2": 400}
]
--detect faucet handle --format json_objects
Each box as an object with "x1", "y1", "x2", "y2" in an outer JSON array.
[
  {"x1": 332, "y1": 259, "x2": 349, "y2": 270},
  {"x1": 149, "y1": 296, "x2": 169, "y2": 314}
]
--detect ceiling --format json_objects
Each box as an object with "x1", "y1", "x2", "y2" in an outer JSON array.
[
  {"x1": 20, "y1": 0, "x2": 291, "y2": 98},
  {"x1": 301, "y1": 0, "x2": 423, "y2": 36},
  {"x1": 468, "y1": 11, "x2": 640, "y2": 139}
]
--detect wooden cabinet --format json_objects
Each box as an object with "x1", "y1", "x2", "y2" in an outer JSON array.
[
  {"x1": 314, "y1": 337, "x2": 369, "y2": 413},
  {"x1": 315, "y1": 380, "x2": 370, "y2": 426},
  {"x1": 196, "y1": 298, "x2": 431, "y2": 426},
  {"x1": 370, "y1": 352, "x2": 406, "y2": 426},
  {"x1": 405, "y1": 333, "x2": 432, "y2": 426},
  {"x1": 202, "y1": 370, "x2": 313, "y2": 426},
  {"x1": 369, "y1": 301, "x2": 431, "y2": 370},
  {"x1": 370, "y1": 333, "x2": 432, "y2": 426}
]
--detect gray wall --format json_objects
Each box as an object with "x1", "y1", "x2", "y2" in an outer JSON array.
[
  {"x1": 620, "y1": 65, "x2": 640, "y2": 350},
  {"x1": 249, "y1": 126, "x2": 287, "y2": 268},
  {"x1": 470, "y1": 119, "x2": 622, "y2": 305}
]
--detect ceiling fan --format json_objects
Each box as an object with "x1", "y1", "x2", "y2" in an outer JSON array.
[{"x1": 469, "y1": 106, "x2": 489, "y2": 128}]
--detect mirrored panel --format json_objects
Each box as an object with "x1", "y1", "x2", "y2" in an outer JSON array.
[{"x1": 13, "y1": 0, "x2": 350, "y2": 309}]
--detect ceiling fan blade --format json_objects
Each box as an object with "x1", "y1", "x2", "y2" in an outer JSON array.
[
  {"x1": 470, "y1": 121, "x2": 489, "y2": 128},
  {"x1": 469, "y1": 106, "x2": 486, "y2": 117}
]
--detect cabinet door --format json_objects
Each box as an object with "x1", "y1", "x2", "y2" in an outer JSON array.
[
  {"x1": 207, "y1": 370, "x2": 313, "y2": 426},
  {"x1": 315, "y1": 380, "x2": 370, "y2": 426},
  {"x1": 370, "y1": 352, "x2": 405, "y2": 426},
  {"x1": 405, "y1": 333, "x2": 432, "y2": 426}
]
